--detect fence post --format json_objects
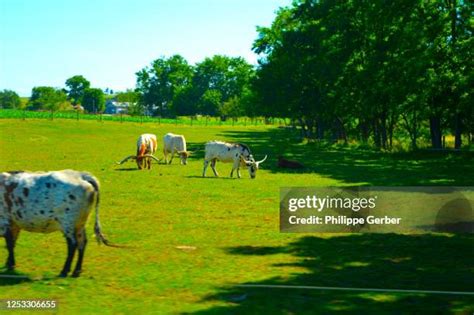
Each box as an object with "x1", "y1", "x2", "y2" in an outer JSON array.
[
  {"x1": 158, "y1": 116, "x2": 161, "y2": 125},
  {"x1": 191, "y1": 116, "x2": 193, "y2": 126},
  {"x1": 22, "y1": 109, "x2": 26, "y2": 121},
  {"x1": 50, "y1": 110, "x2": 54, "y2": 121}
]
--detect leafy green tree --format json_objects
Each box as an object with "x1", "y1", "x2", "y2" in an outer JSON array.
[
  {"x1": 65, "y1": 75, "x2": 90, "y2": 105},
  {"x1": 252, "y1": 0, "x2": 472, "y2": 149},
  {"x1": 192, "y1": 55, "x2": 254, "y2": 114},
  {"x1": 198, "y1": 90, "x2": 222, "y2": 116},
  {"x1": 0, "y1": 89, "x2": 21, "y2": 109},
  {"x1": 28, "y1": 87, "x2": 68, "y2": 112},
  {"x1": 116, "y1": 89, "x2": 140, "y2": 103},
  {"x1": 82, "y1": 88, "x2": 105, "y2": 113},
  {"x1": 220, "y1": 96, "x2": 244, "y2": 118},
  {"x1": 136, "y1": 55, "x2": 193, "y2": 116}
]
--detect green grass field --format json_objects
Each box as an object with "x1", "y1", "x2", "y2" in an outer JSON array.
[{"x1": 0, "y1": 119, "x2": 473, "y2": 314}]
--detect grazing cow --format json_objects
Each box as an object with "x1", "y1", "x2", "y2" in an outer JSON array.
[
  {"x1": 277, "y1": 156, "x2": 305, "y2": 169},
  {"x1": 202, "y1": 141, "x2": 267, "y2": 179},
  {"x1": 0, "y1": 170, "x2": 116, "y2": 277},
  {"x1": 163, "y1": 133, "x2": 190, "y2": 165},
  {"x1": 117, "y1": 133, "x2": 160, "y2": 169}
]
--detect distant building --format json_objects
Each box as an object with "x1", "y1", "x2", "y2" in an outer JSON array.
[{"x1": 104, "y1": 100, "x2": 131, "y2": 114}]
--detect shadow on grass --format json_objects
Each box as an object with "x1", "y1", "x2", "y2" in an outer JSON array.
[
  {"x1": 0, "y1": 268, "x2": 32, "y2": 286},
  {"x1": 185, "y1": 175, "x2": 237, "y2": 180},
  {"x1": 193, "y1": 233, "x2": 474, "y2": 314},
  {"x1": 114, "y1": 168, "x2": 139, "y2": 171},
  {"x1": 214, "y1": 128, "x2": 474, "y2": 186}
]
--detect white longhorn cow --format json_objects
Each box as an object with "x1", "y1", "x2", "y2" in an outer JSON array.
[
  {"x1": 202, "y1": 141, "x2": 267, "y2": 179},
  {"x1": 163, "y1": 133, "x2": 190, "y2": 165}
]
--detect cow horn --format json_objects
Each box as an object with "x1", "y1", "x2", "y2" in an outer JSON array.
[
  {"x1": 256, "y1": 155, "x2": 268, "y2": 166},
  {"x1": 142, "y1": 154, "x2": 161, "y2": 162},
  {"x1": 116, "y1": 155, "x2": 137, "y2": 164}
]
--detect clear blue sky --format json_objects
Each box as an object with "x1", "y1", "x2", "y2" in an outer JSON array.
[{"x1": 0, "y1": 0, "x2": 290, "y2": 96}]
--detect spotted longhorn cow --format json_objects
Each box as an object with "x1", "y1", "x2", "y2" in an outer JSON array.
[
  {"x1": 117, "y1": 133, "x2": 160, "y2": 169},
  {"x1": 203, "y1": 141, "x2": 267, "y2": 179},
  {"x1": 0, "y1": 170, "x2": 116, "y2": 277}
]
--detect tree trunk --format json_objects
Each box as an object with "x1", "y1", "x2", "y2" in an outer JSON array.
[
  {"x1": 454, "y1": 113, "x2": 462, "y2": 149},
  {"x1": 373, "y1": 121, "x2": 381, "y2": 149},
  {"x1": 429, "y1": 116, "x2": 442, "y2": 149}
]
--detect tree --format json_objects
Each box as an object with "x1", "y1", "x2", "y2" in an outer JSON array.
[
  {"x1": 135, "y1": 54, "x2": 255, "y2": 117},
  {"x1": 191, "y1": 55, "x2": 254, "y2": 114},
  {"x1": 82, "y1": 88, "x2": 105, "y2": 113},
  {"x1": 220, "y1": 96, "x2": 244, "y2": 118},
  {"x1": 197, "y1": 90, "x2": 222, "y2": 116},
  {"x1": 252, "y1": 0, "x2": 473, "y2": 149},
  {"x1": 0, "y1": 89, "x2": 21, "y2": 109},
  {"x1": 116, "y1": 89, "x2": 140, "y2": 103},
  {"x1": 65, "y1": 75, "x2": 90, "y2": 105},
  {"x1": 28, "y1": 87, "x2": 68, "y2": 112},
  {"x1": 136, "y1": 55, "x2": 193, "y2": 116}
]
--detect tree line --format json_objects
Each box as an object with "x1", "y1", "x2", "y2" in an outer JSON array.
[
  {"x1": 0, "y1": 76, "x2": 107, "y2": 114},
  {"x1": 251, "y1": 0, "x2": 472, "y2": 149},
  {"x1": 135, "y1": 54, "x2": 255, "y2": 118}
]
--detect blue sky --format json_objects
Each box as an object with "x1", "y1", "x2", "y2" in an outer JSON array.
[{"x1": 0, "y1": 0, "x2": 290, "y2": 96}]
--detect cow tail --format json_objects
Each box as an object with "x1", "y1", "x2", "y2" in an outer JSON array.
[{"x1": 82, "y1": 173, "x2": 121, "y2": 248}]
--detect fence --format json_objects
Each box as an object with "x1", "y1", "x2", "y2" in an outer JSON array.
[{"x1": 0, "y1": 109, "x2": 290, "y2": 127}]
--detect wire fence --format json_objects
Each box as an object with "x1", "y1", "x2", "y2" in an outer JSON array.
[{"x1": 0, "y1": 109, "x2": 290, "y2": 127}]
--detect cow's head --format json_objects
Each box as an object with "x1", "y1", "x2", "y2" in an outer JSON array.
[
  {"x1": 241, "y1": 155, "x2": 267, "y2": 179},
  {"x1": 178, "y1": 151, "x2": 191, "y2": 165},
  {"x1": 136, "y1": 156, "x2": 145, "y2": 169}
]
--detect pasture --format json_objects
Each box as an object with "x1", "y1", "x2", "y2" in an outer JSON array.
[{"x1": 0, "y1": 119, "x2": 473, "y2": 314}]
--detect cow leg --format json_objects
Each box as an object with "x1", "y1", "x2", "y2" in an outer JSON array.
[
  {"x1": 4, "y1": 224, "x2": 20, "y2": 270},
  {"x1": 169, "y1": 151, "x2": 174, "y2": 164},
  {"x1": 163, "y1": 150, "x2": 168, "y2": 164},
  {"x1": 72, "y1": 228, "x2": 87, "y2": 277},
  {"x1": 59, "y1": 234, "x2": 77, "y2": 277},
  {"x1": 237, "y1": 168, "x2": 241, "y2": 178},
  {"x1": 203, "y1": 160, "x2": 209, "y2": 177},
  {"x1": 231, "y1": 160, "x2": 239, "y2": 178},
  {"x1": 147, "y1": 157, "x2": 152, "y2": 169},
  {"x1": 210, "y1": 159, "x2": 219, "y2": 177}
]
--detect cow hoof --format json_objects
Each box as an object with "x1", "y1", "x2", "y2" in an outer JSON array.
[
  {"x1": 71, "y1": 271, "x2": 81, "y2": 278},
  {"x1": 58, "y1": 272, "x2": 68, "y2": 278}
]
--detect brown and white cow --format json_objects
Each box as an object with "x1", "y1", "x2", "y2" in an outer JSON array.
[
  {"x1": 0, "y1": 170, "x2": 116, "y2": 277},
  {"x1": 117, "y1": 133, "x2": 160, "y2": 169},
  {"x1": 203, "y1": 141, "x2": 267, "y2": 179},
  {"x1": 163, "y1": 133, "x2": 190, "y2": 165}
]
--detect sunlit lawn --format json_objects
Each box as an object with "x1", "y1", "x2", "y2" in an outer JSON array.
[{"x1": 0, "y1": 119, "x2": 472, "y2": 314}]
